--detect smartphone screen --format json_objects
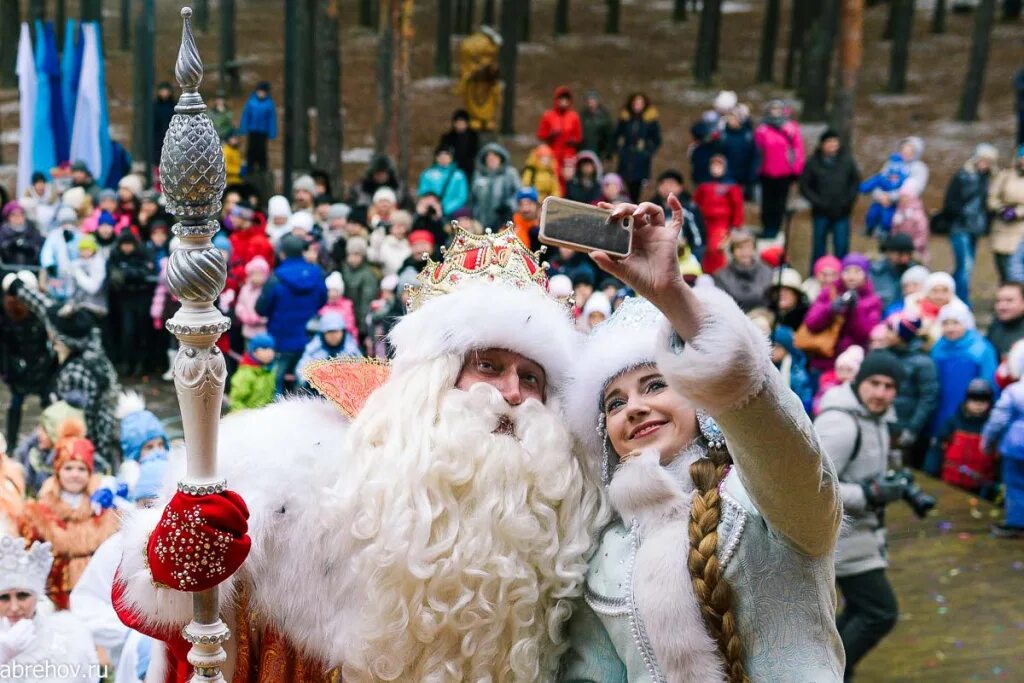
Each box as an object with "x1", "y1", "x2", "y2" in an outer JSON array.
[{"x1": 538, "y1": 197, "x2": 633, "y2": 257}]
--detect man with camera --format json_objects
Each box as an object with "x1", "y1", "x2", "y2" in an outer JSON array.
[{"x1": 815, "y1": 350, "x2": 929, "y2": 680}]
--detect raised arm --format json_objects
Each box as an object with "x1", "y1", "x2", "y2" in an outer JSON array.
[{"x1": 593, "y1": 197, "x2": 841, "y2": 556}]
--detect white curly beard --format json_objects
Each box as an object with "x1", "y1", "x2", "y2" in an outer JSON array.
[{"x1": 324, "y1": 359, "x2": 600, "y2": 682}]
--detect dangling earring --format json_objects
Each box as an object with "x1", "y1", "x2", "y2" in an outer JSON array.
[
  {"x1": 697, "y1": 411, "x2": 725, "y2": 451},
  {"x1": 596, "y1": 413, "x2": 612, "y2": 486}
]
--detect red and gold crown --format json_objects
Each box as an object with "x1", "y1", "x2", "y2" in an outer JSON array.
[{"x1": 407, "y1": 224, "x2": 549, "y2": 312}]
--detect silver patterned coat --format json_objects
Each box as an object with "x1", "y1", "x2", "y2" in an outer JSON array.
[{"x1": 559, "y1": 287, "x2": 846, "y2": 683}]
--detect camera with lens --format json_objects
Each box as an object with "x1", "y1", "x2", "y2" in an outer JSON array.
[{"x1": 890, "y1": 468, "x2": 936, "y2": 519}]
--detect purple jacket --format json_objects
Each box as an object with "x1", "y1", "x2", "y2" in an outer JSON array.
[{"x1": 804, "y1": 280, "x2": 882, "y2": 371}]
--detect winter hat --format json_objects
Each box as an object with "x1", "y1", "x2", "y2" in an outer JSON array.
[
  {"x1": 213, "y1": 231, "x2": 232, "y2": 255},
  {"x1": 372, "y1": 187, "x2": 398, "y2": 206},
  {"x1": 61, "y1": 187, "x2": 88, "y2": 213},
  {"x1": 841, "y1": 252, "x2": 871, "y2": 274},
  {"x1": 56, "y1": 206, "x2": 78, "y2": 227},
  {"x1": 346, "y1": 236, "x2": 369, "y2": 256},
  {"x1": 408, "y1": 230, "x2": 435, "y2": 248},
  {"x1": 96, "y1": 211, "x2": 116, "y2": 227},
  {"x1": 886, "y1": 313, "x2": 923, "y2": 344},
  {"x1": 117, "y1": 174, "x2": 145, "y2": 199},
  {"x1": 0, "y1": 535, "x2": 54, "y2": 598},
  {"x1": 657, "y1": 169, "x2": 684, "y2": 184},
  {"x1": 548, "y1": 274, "x2": 573, "y2": 299},
  {"x1": 1, "y1": 201, "x2": 22, "y2": 220},
  {"x1": 836, "y1": 345, "x2": 866, "y2": 375},
  {"x1": 289, "y1": 211, "x2": 314, "y2": 235},
  {"x1": 899, "y1": 136, "x2": 924, "y2": 160},
  {"x1": 131, "y1": 451, "x2": 169, "y2": 502},
  {"x1": 267, "y1": 195, "x2": 291, "y2": 220},
  {"x1": 279, "y1": 234, "x2": 307, "y2": 259},
  {"x1": 319, "y1": 311, "x2": 347, "y2": 334},
  {"x1": 325, "y1": 271, "x2": 345, "y2": 294},
  {"x1": 380, "y1": 274, "x2": 399, "y2": 292},
  {"x1": 713, "y1": 90, "x2": 738, "y2": 113},
  {"x1": 249, "y1": 333, "x2": 276, "y2": 352},
  {"x1": 972, "y1": 143, "x2": 999, "y2": 165},
  {"x1": 601, "y1": 173, "x2": 624, "y2": 189},
  {"x1": 293, "y1": 175, "x2": 317, "y2": 196},
  {"x1": 396, "y1": 268, "x2": 420, "y2": 293},
  {"x1": 813, "y1": 255, "x2": 842, "y2": 277},
  {"x1": 924, "y1": 271, "x2": 956, "y2": 295},
  {"x1": 581, "y1": 291, "x2": 612, "y2": 323},
  {"x1": 245, "y1": 255, "x2": 270, "y2": 276},
  {"x1": 882, "y1": 233, "x2": 915, "y2": 253},
  {"x1": 819, "y1": 128, "x2": 841, "y2": 144},
  {"x1": 98, "y1": 189, "x2": 118, "y2": 204},
  {"x1": 937, "y1": 299, "x2": 976, "y2": 330},
  {"x1": 515, "y1": 187, "x2": 539, "y2": 203},
  {"x1": 900, "y1": 265, "x2": 930, "y2": 288},
  {"x1": 117, "y1": 231, "x2": 139, "y2": 246},
  {"x1": 1009, "y1": 339, "x2": 1024, "y2": 379},
  {"x1": 46, "y1": 303, "x2": 96, "y2": 348},
  {"x1": 854, "y1": 350, "x2": 904, "y2": 391},
  {"x1": 77, "y1": 234, "x2": 98, "y2": 254},
  {"x1": 770, "y1": 267, "x2": 804, "y2": 294},
  {"x1": 965, "y1": 378, "x2": 995, "y2": 402},
  {"x1": 39, "y1": 401, "x2": 86, "y2": 443},
  {"x1": 327, "y1": 203, "x2": 351, "y2": 221},
  {"x1": 52, "y1": 418, "x2": 95, "y2": 474},
  {"x1": 119, "y1": 408, "x2": 168, "y2": 463},
  {"x1": 726, "y1": 227, "x2": 756, "y2": 254}
]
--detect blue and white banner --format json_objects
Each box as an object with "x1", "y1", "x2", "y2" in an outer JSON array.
[
  {"x1": 16, "y1": 23, "x2": 37, "y2": 197},
  {"x1": 68, "y1": 22, "x2": 112, "y2": 185}
]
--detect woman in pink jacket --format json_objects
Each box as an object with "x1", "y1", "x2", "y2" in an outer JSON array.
[
  {"x1": 754, "y1": 100, "x2": 805, "y2": 240},
  {"x1": 234, "y1": 256, "x2": 270, "y2": 346}
]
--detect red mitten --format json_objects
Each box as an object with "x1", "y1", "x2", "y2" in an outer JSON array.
[{"x1": 147, "y1": 490, "x2": 251, "y2": 592}]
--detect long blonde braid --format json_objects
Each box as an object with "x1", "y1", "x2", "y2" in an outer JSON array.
[{"x1": 687, "y1": 444, "x2": 749, "y2": 683}]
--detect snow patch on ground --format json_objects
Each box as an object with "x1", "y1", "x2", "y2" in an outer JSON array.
[
  {"x1": 869, "y1": 94, "x2": 927, "y2": 107},
  {"x1": 519, "y1": 43, "x2": 553, "y2": 56},
  {"x1": 342, "y1": 148, "x2": 375, "y2": 164},
  {"x1": 413, "y1": 76, "x2": 455, "y2": 91}
]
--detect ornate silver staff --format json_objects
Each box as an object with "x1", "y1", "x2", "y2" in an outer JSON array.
[{"x1": 161, "y1": 8, "x2": 231, "y2": 681}]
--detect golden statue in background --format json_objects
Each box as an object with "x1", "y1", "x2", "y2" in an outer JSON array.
[{"x1": 456, "y1": 27, "x2": 502, "y2": 132}]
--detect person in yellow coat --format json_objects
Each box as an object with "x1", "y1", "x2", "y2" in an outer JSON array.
[
  {"x1": 521, "y1": 144, "x2": 562, "y2": 203},
  {"x1": 222, "y1": 129, "x2": 243, "y2": 186}
]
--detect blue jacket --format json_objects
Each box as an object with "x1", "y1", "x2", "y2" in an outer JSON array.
[
  {"x1": 719, "y1": 121, "x2": 761, "y2": 186},
  {"x1": 296, "y1": 330, "x2": 362, "y2": 383},
  {"x1": 930, "y1": 330, "x2": 998, "y2": 432},
  {"x1": 256, "y1": 259, "x2": 327, "y2": 353},
  {"x1": 983, "y1": 381, "x2": 1024, "y2": 460},
  {"x1": 239, "y1": 93, "x2": 278, "y2": 139},
  {"x1": 417, "y1": 164, "x2": 469, "y2": 216}
]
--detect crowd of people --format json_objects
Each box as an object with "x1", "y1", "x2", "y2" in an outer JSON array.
[{"x1": 0, "y1": 80, "x2": 1022, "y2": 681}]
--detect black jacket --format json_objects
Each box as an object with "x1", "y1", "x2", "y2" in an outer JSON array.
[
  {"x1": 988, "y1": 315, "x2": 1024, "y2": 358},
  {"x1": 107, "y1": 246, "x2": 157, "y2": 302},
  {"x1": 799, "y1": 150, "x2": 861, "y2": 219},
  {"x1": 0, "y1": 224, "x2": 44, "y2": 266}
]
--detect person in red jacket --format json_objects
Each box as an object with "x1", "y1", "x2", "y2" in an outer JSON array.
[
  {"x1": 227, "y1": 202, "x2": 274, "y2": 294},
  {"x1": 693, "y1": 154, "x2": 744, "y2": 275},
  {"x1": 536, "y1": 86, "x2": 583, "y2": 190}
]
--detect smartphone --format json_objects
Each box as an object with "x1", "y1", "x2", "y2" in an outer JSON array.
[{"x1": 538, "y1": 197, "x2": 633, "y2": 258}]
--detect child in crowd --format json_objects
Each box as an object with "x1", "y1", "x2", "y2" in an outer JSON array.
[
  {"x1": 321, "y1": 271, "x2": 358, "y2": 339},
  {"x1": 928, "y1": 300, "x2": 998, "y2": 475},
  {"x1": 802, "y1": 254, "x2": 842, "y2": 302},
  {"x1": 813, "y1": 344, "x2": 865, "y2": 415},
  {"x1": 235, "y1": 256, "x2": 270, "y2": 349},
  {"x1": 521, "y1": 144, "x2": 562, "y2": 202},
  {"x1": 18, "y1": 418, "x2": 119, "y2": 609},
  {"x1": 228, "y1": 333, "x2": 278, "y2": 411},
  {"x1": 936, "y1": 379, "x2": 996, "y2": 497},
  {"x1": 693, "y1": 154, "x2": 744, "y2": 275},
  {"x1": 771, "y1": 325, "x2": 814, "y2": 413},
  {"x1": 600, "y1": 173, "x2": 630, "y2": 204},
  {"x1": 14, "y1": 401, "x2": 86, "y2": 494},
  {"x1": 885, "y1": 264, "x2": 930, "y2": 317},
  {"x1": 860, "y1": 153, "x2": 910, "y2": 237},
  {"x1": 983, "y1": 344, "x2": 1024, "y2": 538},
  {"x1": 919, "y1": 271, "x2": 959, "y2": 345},
  {"x1": 296, "y1": 312, "x2": 363, "y2": 385},
  {"x1": 577, "y1": 291, "x2": 611, "y2": 332},
  {"x1": 223, "y1": 129, "x2": 243, "y2": 186},
  {"x1": 891, "y1": 185, "x2": 931, "y2": 264}
]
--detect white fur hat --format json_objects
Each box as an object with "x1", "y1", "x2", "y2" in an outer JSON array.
[
  {"x1": 548, "y1": 274, "x2": 573, "y2": 299},
  {"x1": 0, "y1": 535, "x2": 53, "y2": 597},
  {"x1": 388, "y1": 228, "x2": 577, "y2": 390},
  {"x1": 325, "y1": 271, "x2": 344, "y2": 294},
  {"x1": 563, "y1": 298, "x2": 665, "y2": 457},
  {"x1": 289, "y1": 211, "x2": 314, "y2": 234},
  {"x1": 938, "y1": 299, "x2": 976, "y2": 330},
  {"x1": 373, "y1": 187, "x2": 398, "y2": 206},
  {"x1": 267, "y1": 195, "x2": 291, "y2": 219}
]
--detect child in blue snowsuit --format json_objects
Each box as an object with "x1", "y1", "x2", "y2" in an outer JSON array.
[{"x1": 860, "y1": 153, "x2": 911, "y2": 237}]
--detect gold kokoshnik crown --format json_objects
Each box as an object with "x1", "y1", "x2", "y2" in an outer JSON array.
[{"x1": 407, "y1": 223, "x2": 550, "y2": 312}]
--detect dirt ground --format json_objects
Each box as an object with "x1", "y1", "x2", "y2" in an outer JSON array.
[{"x1": 2, "y1": 0, "x2": 1023, "y2": 300}]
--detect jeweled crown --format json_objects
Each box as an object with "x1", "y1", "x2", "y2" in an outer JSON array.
[
  {"x1": 407, "y1": 223, "x2": 549, "y2": 312},
  {"x1": 0, "y1": 535, "x2": 53, "y2": 596}
]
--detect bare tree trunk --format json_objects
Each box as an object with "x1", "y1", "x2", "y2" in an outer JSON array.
[
  {"x1": 120, "y1": 0, "x2": 131, "y2": 50},
  {"x1": 483, "y1": 0, "x2": 496, "y2": 25},
  {"x1": 757, "y1": 0, "x2": 782, "y2": 83},
  {"x1": 605, "y1": 0, "x2": 621, "y2": 34},
  {"x1": 1004, "y1": 0, "x2": 1022, "y2": 20},
  {"x1": 674, "y1": 0, "x2": 688, "y2": 22},
  {"x1": 834, "y1": 0, "x2": 864, "y2": 145},
  {"x1": 220, "y1": 0, "x2": 239, "y2": 95},
  {"x1": 957, "y1": 0, "x2": 996, "y2": 121},
  {"x1": 0, "y1": 0, "x2": 19, "y2": 89},
  {"x1": 28, "y1": 0, "x2": 43, "y2": 22},
  {"x1": 285, "y1": 0, "x2": 312, "y2": 193},
  {"x1": 359, "y1": 0, "x2": 374, "y2": 28},
  {"x1": 133, "y1": 0, "x2": 156, "y2": 183},
  {"x1": 375, "y1": 0, "x2": 395, "y2": 154},
  {"x1": 55, "y1": 0, "x2": 65, "y2": 43},
  {"x1": 801, "y1": 0, "x2": 840, "y2": 121},
  {"x1": 194, "y1": 0, "x2": 209, "y2": 32},
  {"x1": 694, "y1": 0, "x2": 720, "y2": 86},
  {"x1": 710, "y1": 0, "x2": 724, "y2": 73},
  {"x1": 887, "y1": 0, "x2": 913, "y2": 93},
  {"x1": 521, "y1": 0, "x2": 532, "y2": 41},
  {"x1": 395, "y1": 0, "x2": 413, "y2": 188},
  {"x1": 882, "y1": 0, "x2": 894, "y2": 39},
  {"x1": 500, "y1": 0, "x2": 522, "y2": 135},
  {"x1": 436, "y1": 0, "x2": 453, "y2": 76},
  {"x1": 462, "y1": 0, "x2": 475, "y2": 34},
  {"x1": 784, "y1": 0, "x2": 810, "y2": 88},
  {"x1": 931, "y1": 0, "x2": 947, "y2": 33},
  {"x1": 555, "y1": 0, "x2": 570, "y2": 35},
  {"x1": 81, "y1": 0, "x2": 101, "y2": 22},
  {"x1": 314, "y1": 0, "x2": 342, "y2": 193}
]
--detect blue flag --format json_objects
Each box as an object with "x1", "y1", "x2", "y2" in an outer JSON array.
[
  {"x1": 61, "y1": 20, "x2": 81, "y2": 154},
  {"x1": 32, "y1": 21, "x2": 57, "y2": 177}
]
